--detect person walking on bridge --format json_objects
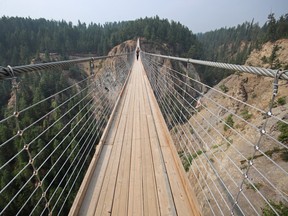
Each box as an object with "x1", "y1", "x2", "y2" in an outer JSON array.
[{"x1": 136, "y1": 47, "x2": 140, "y2": 60}]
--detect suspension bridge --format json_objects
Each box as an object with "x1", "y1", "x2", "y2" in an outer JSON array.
[{"x1": 0, "y1": 39, "x2": 287, "y2": 215}]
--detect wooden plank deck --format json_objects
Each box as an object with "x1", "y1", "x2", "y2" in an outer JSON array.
[{"x1": 69, "y1": 56, "x2": 201, "y2": 216}]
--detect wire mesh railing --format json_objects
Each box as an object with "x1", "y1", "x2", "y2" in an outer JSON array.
[
  {"x1": 142, "y1": 52, "x2": 288, "y2": 216},
  {"x1": 0, "y1": 53, "x2": 133, "y2": 215}
]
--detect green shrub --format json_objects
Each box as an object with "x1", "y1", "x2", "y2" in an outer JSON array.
[
  {"x1": 240, "y1": 108, "x2": 253, "y2": 120},
  {"x1": 262, "y1": 201, "x2": 288, "y2": 216},
  {"x1": 281, "y1": 151, "x2": 288, "y2": 162},
  {"x1": 224, "y1": 114, "x2": 234, "y2": 131},
  {"x1": 277, "y1": 96, "x2": 286, "y2": 106},
  {"x1": 219, "y1": 84, "x2": 229, "y2": 93},
  {"x1": 182, "y1": 150, "x2": 205, "y2": 172},
  {"x1": 196, "y1": 150, "x2": 203, "y2": 156},
  {"x1": 277, "y1": 121, "x2": 288, "y2": 143},
  {"x1": 261, "y1": 56, "x2": 268, "y2": 63},
  {"x1": 245, "y1": 181, "x2": 263, "y2": 191},
  {"x1": 182, "y1": 154, "x2": 193, "y2": 172},
  {"x1": 174, "y1": 127, "x2": 178, "y2": 133}
]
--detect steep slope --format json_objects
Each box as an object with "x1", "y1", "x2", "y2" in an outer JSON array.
[
  {"x1": 246, "y1": 38, "x2": 288, "y2": 69},
  {"x1": 171, "y1": 39, "x2": 288, "y2": 214},
  {"x1": 79, "y1": 39, "x2": 202, "y2": 108}
]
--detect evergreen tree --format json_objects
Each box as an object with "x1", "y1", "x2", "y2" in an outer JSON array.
[{"x1": 267, "y1": 13, "x2": 277, "y2": 41}]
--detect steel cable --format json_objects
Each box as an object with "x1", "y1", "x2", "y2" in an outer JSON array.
[
  {"x1": 32, "y1": 101, "x2": 112, "y2": 215},
  {"x1": 149, "y1": 72, "x2": 231, "y2": 214},
  {"x1": 1, "y1": 88, "x2": 97, "y2": 214},
  {"x1": 143, "y1": 57, "x2": 233, "y2": 213},
  {"x1": 148, "y1": 57, "x2": 288, "y2": 175},
  {"x1": 0, "y1": 53, "x2": 131, "y2": 215},
  {"x1": 145, "y1": 61, "x2": 243, "y2": 214},
  {"x1": 0, "y1": 54, "x2": 131, "y2": 80},
  {"x1": 148, "y1": 71, "x2": 260, "y2": 215},
  {"x1": 145, "y1": 52, "x2": 288, "y2": 126},
  {"x1": 0, "y1": 77, "x2": 95, "y2": 157},
  {"x1": 147, "y1": 57, "x2": 288, "y2": 199},
  {"x1": 149, "y1": 57, "x2": 288, "y2": 146},
  {"x1": 142, "y1": 54, "x2": 287, "y2": 215},
  {"x1": 143, "y1": 52, "x2": 288, "y2": 80}
]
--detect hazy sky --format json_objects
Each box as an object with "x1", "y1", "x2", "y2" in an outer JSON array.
[{"x1": 0, "y1": 0, "x2": 287, "y2": 33}]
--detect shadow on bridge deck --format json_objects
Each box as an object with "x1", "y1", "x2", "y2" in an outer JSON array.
[{"x1": 69, "y1": 56, "x2": 201, "y2": 216}]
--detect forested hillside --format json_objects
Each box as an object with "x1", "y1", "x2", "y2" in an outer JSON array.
[
  {"x1": 0, "y1": 16, "x2": 200, "y2": 66},
  {"x1": 0, "y1": 48, "x2": 135, "y2": 214},
  {"x1": 0, "y1": 13, "x2": 288, "y2": 214},
  {"x1": 1, "y1": 13, "x2": 288, "y2": 86},
  {"x1": 197, "y1": 13, "x2": 288, "y2": 85}
]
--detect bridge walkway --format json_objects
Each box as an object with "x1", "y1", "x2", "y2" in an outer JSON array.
[{"x1": 70, "y1": 56, "x2": 200, "y2": 216}]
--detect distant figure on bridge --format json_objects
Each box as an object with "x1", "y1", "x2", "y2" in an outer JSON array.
[{"x1": 136, "y1": 47, "x2": 140, "y2": 60}]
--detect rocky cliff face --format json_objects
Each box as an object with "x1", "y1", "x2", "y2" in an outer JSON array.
[
  {"x1": 171, "y1": 39, "x2": 288, "y2": 215},
  {"x1": 83, "y1": 39, "x2": 202, "y2": 126},
  {"x1": 140, "y1": 39, "x2": 202, "y2": 129},
  {"x1": 77, "y1": 40, "x2": 136, "y2": 109},
  {"x1": 246, "y1": 39, "x2": 288, "y2": 70}
]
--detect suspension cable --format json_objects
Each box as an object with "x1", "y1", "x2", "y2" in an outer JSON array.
[
  {"x1": 142, "y1": 53, "x2": 287, "y2": 215},
  {"x1": 150, "y1": 60, "x2": 288, "y2": 204},
  {"x1": 0, "y1": 53, "x2": 131, "y2": 80},
  {"x1": 0, "y1": 52, "x2": 132, "y2": 215},
  {"x1": 145, "y1": 61, "x2": 240, "y2": 214},
  {"x1": 143, "y1": 52, "x2": 288, "y2": 80},
  {"x1": 147, "y1": 66, "x2": 260, "y2": 215},
  {"x1": 148, "y1": 57, "x2": 288, "y2": 174}
]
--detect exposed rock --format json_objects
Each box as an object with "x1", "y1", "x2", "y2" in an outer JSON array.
[
  {"x1": 171, "y1": 38, "x2": 288, "y2": 214},
  {"x1": 236, "y1": 77, "x2": 248, "y2": 102},
  {"x1": 246, "y1": 38, "x2": 288, "y2": 69}
]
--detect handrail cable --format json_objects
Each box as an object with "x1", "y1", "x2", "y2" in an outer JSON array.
[
  {"x1": 0, "y1": 79, "x2": 97, "y2": 171},
  {"x1": 147, "y1": 57, "x2": 288, "y2": 203},
  {"x1": 0, "y1": 52, "x2": 132, "y2": 215},
  {"x1": 33, "y1": 98, "x2": 113, "y2": 215},
  {"x1": 147, "y1": 57, "x2": 288, "y2": 176},
  {"x1": 146, "y1": 55, "x2": 288, "y2": 186},
  {"x1": 57, "y1": 104, "x2": 114, "y2": 215},
  {"x1": 147, "y1": 65, "x2": 265, "y2": 215},
  {"x1": 2, "y1": 85, "x2": 97, "y2": 213},
  {"x1": 0, "y1": 53, "x2": 131, "y2": 80},
  {"x1": 147, "y1": 67, "x2": 232, "y2": 214},
  {"x1": 144, "y1": 58, "x2": 248, "y2": 214},
  {"x1": 144, "y1": 54, "x2": 288, "y2": 175},
  {"x1": 49, "y1": 100, "x2": 115, "y2": 214},
  {"x1": 146, "y1": 54, "x2": 287, "y2": 125},
  {"x1": 16, "y1": 103, "x2": 105, "y2": 215},
  {"x1": 143, "y1": 52, "x2": 288, "y2": 80}
]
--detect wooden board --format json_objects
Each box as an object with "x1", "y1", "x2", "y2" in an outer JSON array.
[
  {"x1": 75, "y1": 56, "x2": 201, "y2": 216},
  {"x1": 127, "y1": 66, "x2": 143, "y2": 216},
  {"x1": 92, "y1": 71, "x2": 134, "y2": 216},
  {"x1": 79, "y1": 144, "x2": 112, "y2": 215},
  {"x1": 137, "y1": 66, "x2": 176, "y2": 216},
  {"x1": 110, "y1": 67, "x2": 136, "y2": 216},
  {"x1": 139, "y1": 66, "x2": 160, "y2": 216},
  {"x1": 142, "y1": 61, "x2": 202, "y2": 216}
]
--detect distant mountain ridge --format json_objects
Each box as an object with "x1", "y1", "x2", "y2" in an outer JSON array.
[{"x1": 0, "y1": 16, "x2": 199, "y2": 66}]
